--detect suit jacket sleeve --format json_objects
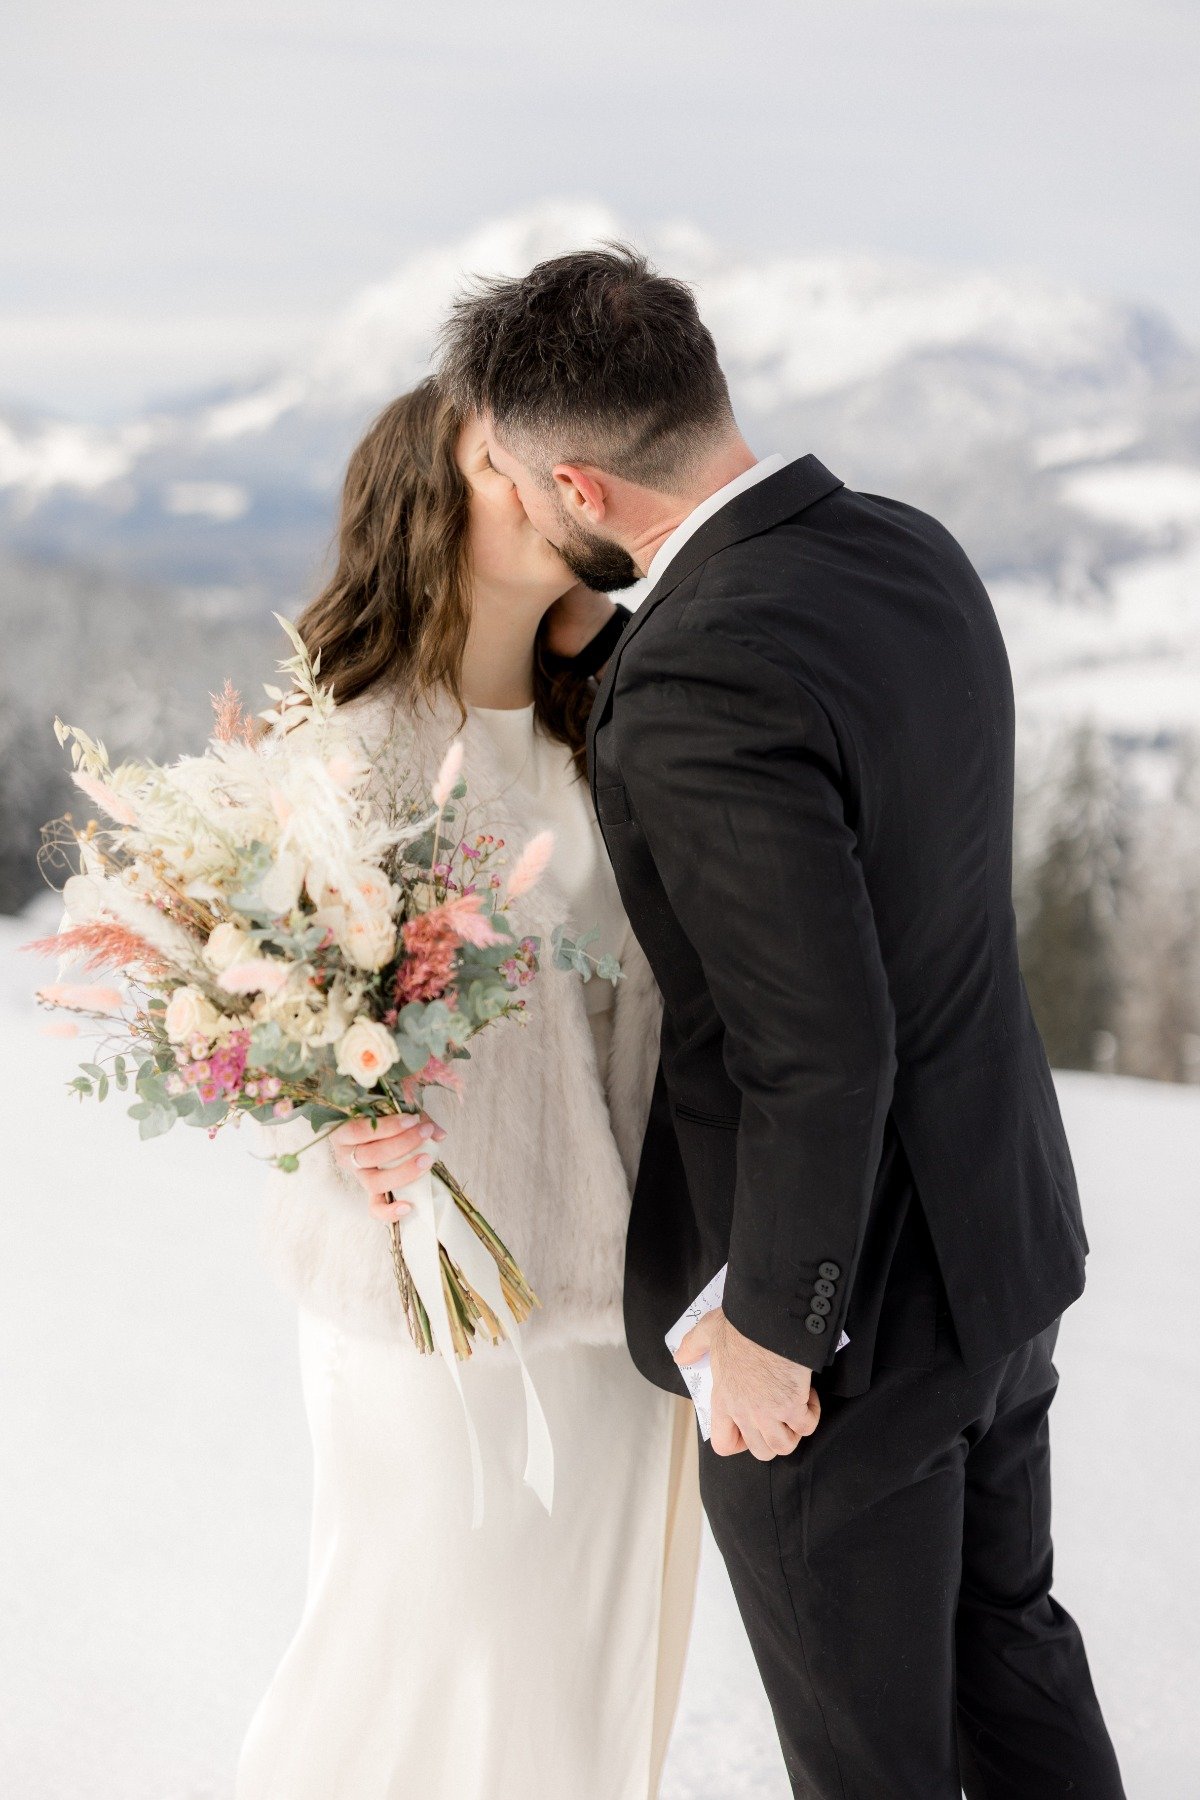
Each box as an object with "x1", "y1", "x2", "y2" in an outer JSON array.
[{"x1": 610, "y1": 622, "x2": 896, "y2": 1367}]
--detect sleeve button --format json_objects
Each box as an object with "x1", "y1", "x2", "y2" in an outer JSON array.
[
  {"x1": 814, "y1": 1278, "x2": 835, "y2": 1298},
  {"x1": 818, "y1": 1261, "x2": 841, "y2": 1282},
  {"x1": 809, "y1": 1295, "x2": 831, "y2": 1316},
  {"x1": 804, "y1": 1314, "x2": 828, "y2": 1336}
]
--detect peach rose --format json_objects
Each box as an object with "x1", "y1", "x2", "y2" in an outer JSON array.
[{"x1": 334, "y1": 1019, "x2": 400, "y2": 1088}]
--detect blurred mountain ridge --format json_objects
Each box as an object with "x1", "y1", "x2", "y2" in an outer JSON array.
[{"x1": 1, "y1": 203, "x2": 1197, "y2": 627}]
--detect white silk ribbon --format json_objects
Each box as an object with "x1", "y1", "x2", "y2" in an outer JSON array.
[{"x1": 394, "y1": 1160, "x2": 555, "y2": 1529}]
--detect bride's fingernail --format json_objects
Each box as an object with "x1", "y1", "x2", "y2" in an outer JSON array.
[
  {"x1": 415, "y1": 1153, "x2": 433, "y2": 1170},
  {"x1": 417, "y1": 1122, "x2": 435, "y2": 1139}
]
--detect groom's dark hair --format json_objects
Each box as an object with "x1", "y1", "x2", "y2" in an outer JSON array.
[{"x1": 437, "y1": 244, "x2": 735, "y2": 492}]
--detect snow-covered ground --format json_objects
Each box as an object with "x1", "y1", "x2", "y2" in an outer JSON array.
[{"x1": 1, "y1": 898, "x2": 1197, "y2": 1798}]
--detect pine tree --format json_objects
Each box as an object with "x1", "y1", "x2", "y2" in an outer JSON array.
[
  {"x1": 1019, "y1": 724, "x2": 1123, "y2": 1071},
  {"x1": 1115, "y1": 738, "x2": 1200, "y2": 1081}
]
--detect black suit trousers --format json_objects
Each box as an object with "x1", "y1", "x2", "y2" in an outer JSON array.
[{"x1": 698, "y1": 1315, "x2": 1126, "y2": 1799}]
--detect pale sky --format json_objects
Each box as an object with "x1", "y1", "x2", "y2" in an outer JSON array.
[{"x1": 1, "y1": 0, "x2": 1196, "y2": 417}]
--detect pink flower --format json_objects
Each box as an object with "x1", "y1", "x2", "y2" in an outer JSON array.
[
  {"x1": 186, "y1": 1029, "x2": 253, "y2": 1104},
  {"x1": 501, "y1": 936, "x2": 539, "y2": 990},
  {"x1": 210, "y1": 678, "x2": 256, "y2": 746},
  {"x1": 40, "y1": 1020, "x2": 81, "y2": 1038},
  {"x1": 506, "y1": 829, "x2": 555, "y2": 899},
  {"x1": 437, "y1": 894, "x2": 504, "y2": 948},
  {"x1": 36, "y1": 982, "x2": 124, "y2": 1014},
  {"x1": 272, "y1": 1097, "x2": 294, "y2": 1118},
  {"x1": 71, "y1": 770, "x2": 137, "y2": 825},
  {"x1": 394, "y1": 913, "x2": 458, "y2": 1005},
  {"x1": 218, "y1": 958, "x2": 289, "y2": 996},
  {"x1": 400, "y1": 1056, "x2": 464, "y2": 1108},
  {"x1": 431, "y1": 740, "x2": 464, "y2": 808},
  {"x1": 23, "y1": 921, "x2": 167, "y2": 976},
  {"x1": 324, "y1": 749, "x2": 364, "y2": 789},
  {"x1": 394, "y1": 895, "x2": 500, "y2": 1002}
]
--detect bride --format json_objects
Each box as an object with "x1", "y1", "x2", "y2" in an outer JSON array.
[{"x1": 234, "y1": 376, "x2": 701, "y2": 1800}]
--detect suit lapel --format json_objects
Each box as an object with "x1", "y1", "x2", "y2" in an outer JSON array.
[{"x1": 586, "y1": 455, "x2": 844, "y2": 801}]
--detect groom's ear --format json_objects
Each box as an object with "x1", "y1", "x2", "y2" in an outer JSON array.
[{"x1": 551, "y1": 462, "x2": 608, "y2": 524}]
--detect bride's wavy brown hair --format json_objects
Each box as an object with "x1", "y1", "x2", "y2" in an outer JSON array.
[{"x1": 294, "y1": 376, "x2": 594, "y2": 776}]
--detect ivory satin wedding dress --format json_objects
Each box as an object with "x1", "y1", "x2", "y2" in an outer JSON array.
[{"x1": 234, "y1": 701, "x2": 702, "y2": 1800}]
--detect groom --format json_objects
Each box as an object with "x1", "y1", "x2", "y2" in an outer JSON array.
[{"x1": 439, "y1": 248, "x2": 1124, "y2": 1797}]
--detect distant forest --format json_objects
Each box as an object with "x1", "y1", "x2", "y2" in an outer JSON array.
[
  {"x1": 1017, "y1": 725, "x2": 1200, "y2": 1085},
  {"x1": 5, "y1": 555, "x2": 1198, "y2": 1086}
]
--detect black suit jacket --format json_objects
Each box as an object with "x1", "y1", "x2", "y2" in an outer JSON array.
[{"x1": 587, "y1": 456, "x2": 1088, "y2": 1398}]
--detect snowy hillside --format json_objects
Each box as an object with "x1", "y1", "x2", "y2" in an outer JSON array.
[
  {"x1": 0, "y1": 898, "x2": 1196, "y2": 1799},
  {"x1": 1, "y1": 201, "x2": 1198, "y2": 745}
]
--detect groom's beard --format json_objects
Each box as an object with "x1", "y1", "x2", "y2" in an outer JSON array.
[{"x1": 555, "y1": 515, "x2": 642, "y2": 593}]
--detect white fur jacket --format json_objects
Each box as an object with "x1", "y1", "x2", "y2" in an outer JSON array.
[{"x1": 253, "y1": 680, "x2": 663, "y2": 1355}]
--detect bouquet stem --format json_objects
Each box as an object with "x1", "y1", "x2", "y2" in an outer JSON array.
[
  {"x1": 388, "y1": 1159, "x2": 539, "y2": 1358},
  {"x1": 388, "y1": 1221, "x2": 434, "y2": 1353}
]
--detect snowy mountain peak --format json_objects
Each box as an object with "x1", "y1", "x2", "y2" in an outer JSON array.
[
  {"x1": 0, "y1": 200, "x2": 1188, "y2": 489},
  {"x1": 206, "y1": 200, "x2": 1181, "y2": 433},
  {"x1": 207, "y1": 200, "x2": 632, "y2": 434}
]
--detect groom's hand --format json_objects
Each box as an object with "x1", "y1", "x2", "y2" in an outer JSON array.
[{"x1": 674, "y1": 1308, "x2": 820, "y2": 1460}]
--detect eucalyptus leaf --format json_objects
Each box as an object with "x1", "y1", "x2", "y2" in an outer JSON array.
[
  {"x1": 137, "y1": 1107, "x2": 176, "y2": 1140},
  {"x1": 184, "y1": 1099, "x2": 228, "y2": 1128},
  {"x1": 301, "y1": 1104, "x2": 352, "y2": 1130}
]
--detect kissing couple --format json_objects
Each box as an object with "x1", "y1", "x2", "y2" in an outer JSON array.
[{"x1": 234, "y1": 247, "x2": 1125, "y2": 1799}]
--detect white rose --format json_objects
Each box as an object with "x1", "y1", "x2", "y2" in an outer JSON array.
[
  {"x1": 346, "y1": 864, "x2": 399, "y2": 915},
  {"x1": 335, "y1": 1019, "x2": 400, "y2": 1088},
  {"x1": 338, "y1": 910, "x2": 397, "y2": 972},
  {"x1": 268, "y1": 994, "x2": 325, "y2": 1044},
  {"x1": 164, "y1": 985, "x2": 222, "y2": 1045},
  {"x1": 204, "y1": 921, "x2": 253, "y2": 972},
  {"x1": 310, "y1": 903, "x2": 346, "y2": 947}
]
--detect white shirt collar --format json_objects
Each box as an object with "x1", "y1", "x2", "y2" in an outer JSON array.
[{"x1": 644, "y1": 452, "x2": 789, "y2": 589}]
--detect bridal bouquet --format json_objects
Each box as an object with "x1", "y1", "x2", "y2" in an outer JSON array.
[{"x1": 27, "y1": 620, "x2": 606, "y2": 1395}]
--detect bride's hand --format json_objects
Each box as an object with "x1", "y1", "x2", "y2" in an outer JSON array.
[
  {"x1": 542, "y1": 582, "x2": 616, "y2": 658},
  {"x1": 331, "y1": 1112, "x2": 446, "y2": 1221}
]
